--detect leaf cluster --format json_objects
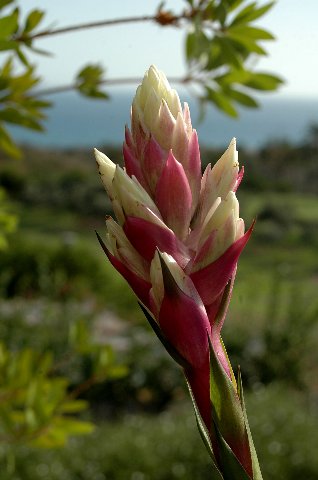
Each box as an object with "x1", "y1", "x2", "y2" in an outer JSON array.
[
  {"x1": 0, "y1": 57, "x2": 50, "y2": 158},
  {"x1": 0, "y1": 342, "x2": 93, "y2": 448},
  {"x1": 0, "y1": 0, "x2": 283, "y2": 158},
  {"x1": 76, "y1": 64, "x2": 109, "y2": 100},
  {"x1": 0, "y1": 315, "x2": 127, "y2": 450},
  {"x1": 185, "y1": 0, "x2": 283, "y2": 116}
]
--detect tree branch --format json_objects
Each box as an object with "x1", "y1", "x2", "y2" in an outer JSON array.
[
  {"x1": 15, "y1": 11, "x2": 190, "y2": 42},
  {"x1": 33, "y1": 75, "x2": 195, "y2": 97}
]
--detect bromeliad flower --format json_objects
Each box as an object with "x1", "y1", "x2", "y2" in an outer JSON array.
[{"x1": 95, "y1": 65, "x2": 261, "y2": 479}]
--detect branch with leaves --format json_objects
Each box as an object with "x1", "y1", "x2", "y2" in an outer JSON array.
[
  {"x1": 0, "y1": 319, "x2": 127, "y2": 450},
  {"x1": 0, "y1": 0, "x2": 282, "y2": 159}
]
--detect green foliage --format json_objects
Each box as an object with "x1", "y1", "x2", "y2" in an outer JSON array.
[
  {"x1": 0, "y1": 341, "x2": 94, "y2": 448},
  {"x1": 0, "y1": 302, "x2": 127, "y2": 462},
  {"x1": 0, "y1": 57, "x2": 50, "y2": 158},
  {"x1": 0, "y1": 0, "x2": 282, "y2": 157},
  {"x1": 185, "y1": 0, "x2": 283, "y2": 116},
  {"x1": 76, "y1": 64, "x2": 109, "y2": 99},
  {"x1": 0, "y1": 2, "x2": 52, "y2": 156}
]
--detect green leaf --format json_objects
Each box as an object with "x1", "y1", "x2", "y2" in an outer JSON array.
[
  {"x1": 216, "y1": 37, "x2": 243, "y2": 69},
  {"x1": 0, "y1": 39, "x2": 18, "y2": 51},
  {"x1": 185, "y1": 29, "x2": 210, "y2": 63},
  {"x1": 16, "y1": 47, "x2": 29, "y2": 66},
  {"x1": 227, "y1": 0, "x2": 245, "y2": 11},
  {"x1": 225, "y1": 88, "x2": 259, "y2": 108},
  {"x1": 0, "y1": 0, "x2": 14, "y2": 9},
  {"x1": 24, "y1": 9, "x2": 44, "y2": 33},
  {"x1": 237, "y1": 369, "x2": 263, "y2": 480},
  {"x1": 244, "y1": 72, "x2": 283, "y2": 90},
  {"x1": 0, "y1": 124, "x2": 21, "y2": 158},
  {"x1": 231, "y1": 1, "x2": 274, "y2": 26},
  {"x1": 226, "y1": 33, "x2": 268, "y2": 55},
  {"x1": 215, "y1": 69, "x2": 283, "y2": 91},
  {"x1": 55, "y1": 417, "x2": 95, "y2": 436},
  {"x1": 185, "y1": 377, "x2": 224, "y2": 479},
  {"x1": 0, "y1": 10, "x2": 19, "y2": 39},
  {"x1": 59, "y1": 400, "x2": 89, "y2": 414},
  {"x1": 0, "y1": 107, "x2": 44, "y2": 131},
  {"x1": 215, "y1": 3, "x2": 227, "y2": 25},
  {"x1": 205, "y1": 87, "x2": 238, "y2": 117},
  {"x1": 228, "y1": 25, "x2": 275, "y2": 41},
  {"x1": 76, "y1": 64, "x2": 108, "y2": 100}
]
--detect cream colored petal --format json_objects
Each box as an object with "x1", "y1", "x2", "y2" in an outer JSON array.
[
  {"x1": 94, "y1": 148, "x2": 116, "y2": 196},
  {"x1": 210, "y1": 138, "x2": 239, "y2": 199}
]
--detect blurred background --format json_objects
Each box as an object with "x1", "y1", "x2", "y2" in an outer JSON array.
[{"x1": 0, "y1": 1, "x2": 317, "y2": 479}]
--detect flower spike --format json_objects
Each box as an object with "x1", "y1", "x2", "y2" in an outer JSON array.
[{"x1": 94, "y1": 65, "x2": 262, "y2": 479}]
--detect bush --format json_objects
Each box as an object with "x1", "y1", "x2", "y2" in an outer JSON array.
[{"x1": 1, "y1": 384, "x2": 317, "y2": 480}]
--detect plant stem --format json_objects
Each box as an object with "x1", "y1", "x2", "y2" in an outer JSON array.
[
  {"x1": 34, "y1": 76, "x2": 194, "y2": 96},
  {"x1": 15, "y1": 11, "x2": 191, "y2": 42}
]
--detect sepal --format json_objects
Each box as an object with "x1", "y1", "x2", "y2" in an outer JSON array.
[
  {"x1": 208, "y1": 336, "x2": 253, "y2": 477},
  {"x1": 237, "y1": 368, "x2": 263, "y2": 480},
  {"x1": 213, "y1": 420, "x2": 252, "y2": 480}
]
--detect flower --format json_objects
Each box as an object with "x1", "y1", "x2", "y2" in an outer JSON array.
[{"x1": 95, "y1": 65, "x2": 254, "y2": 475}]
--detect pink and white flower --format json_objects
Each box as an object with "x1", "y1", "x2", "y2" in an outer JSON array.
[{"x1": 95, "y1": 65, "x2": 254, "y2": 475}]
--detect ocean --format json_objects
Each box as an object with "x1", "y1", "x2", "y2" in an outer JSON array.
[{"x1": 9, "y1": 89, "x2": 318, "y2": 150}]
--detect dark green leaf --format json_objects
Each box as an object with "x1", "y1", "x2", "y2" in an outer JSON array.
[
  {"x1": 205, "y1": 87, "x2": 238, "y2": 117},
  {"x1": 185, "y1": 29, "x2": 210, "y2": 63},
  {"x1": 215, "y1": 3, "x2": 227, "y2": 25},
  {"x1": 216, "y1": 37, "x2": 242, "y2": 69},
  {"x1": 76, "y1": 64, "x2": 108, "y2": 100},
  {"x1": 227, "y1": 0, "x2": 245, "y2": 11},
  {"x1": 214, "y1": 69, "x2": 248, "y2": 85},
  {"x1": 205, "y1": 40, "x2": 223, "y2": 70},
  {"x1": 244, "y1": 72, "x2": 284, "y2": 90},
  {"x1": 24, "y1": 9, "x2": 44, "y2": 33},
  {"x1": 0, "y1": 107, "x2": 44, "y2": 131},
  {"x1": 225, "y1": 88, "x2": 259, "y2": 108},
  {"x1": 237, "y1": 369, "x2": 263, "y2": 480}
]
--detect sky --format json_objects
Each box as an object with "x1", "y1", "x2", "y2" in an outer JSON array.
[{"x1": 16, "y1": 0, "x2": 318, "y2": 98}]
